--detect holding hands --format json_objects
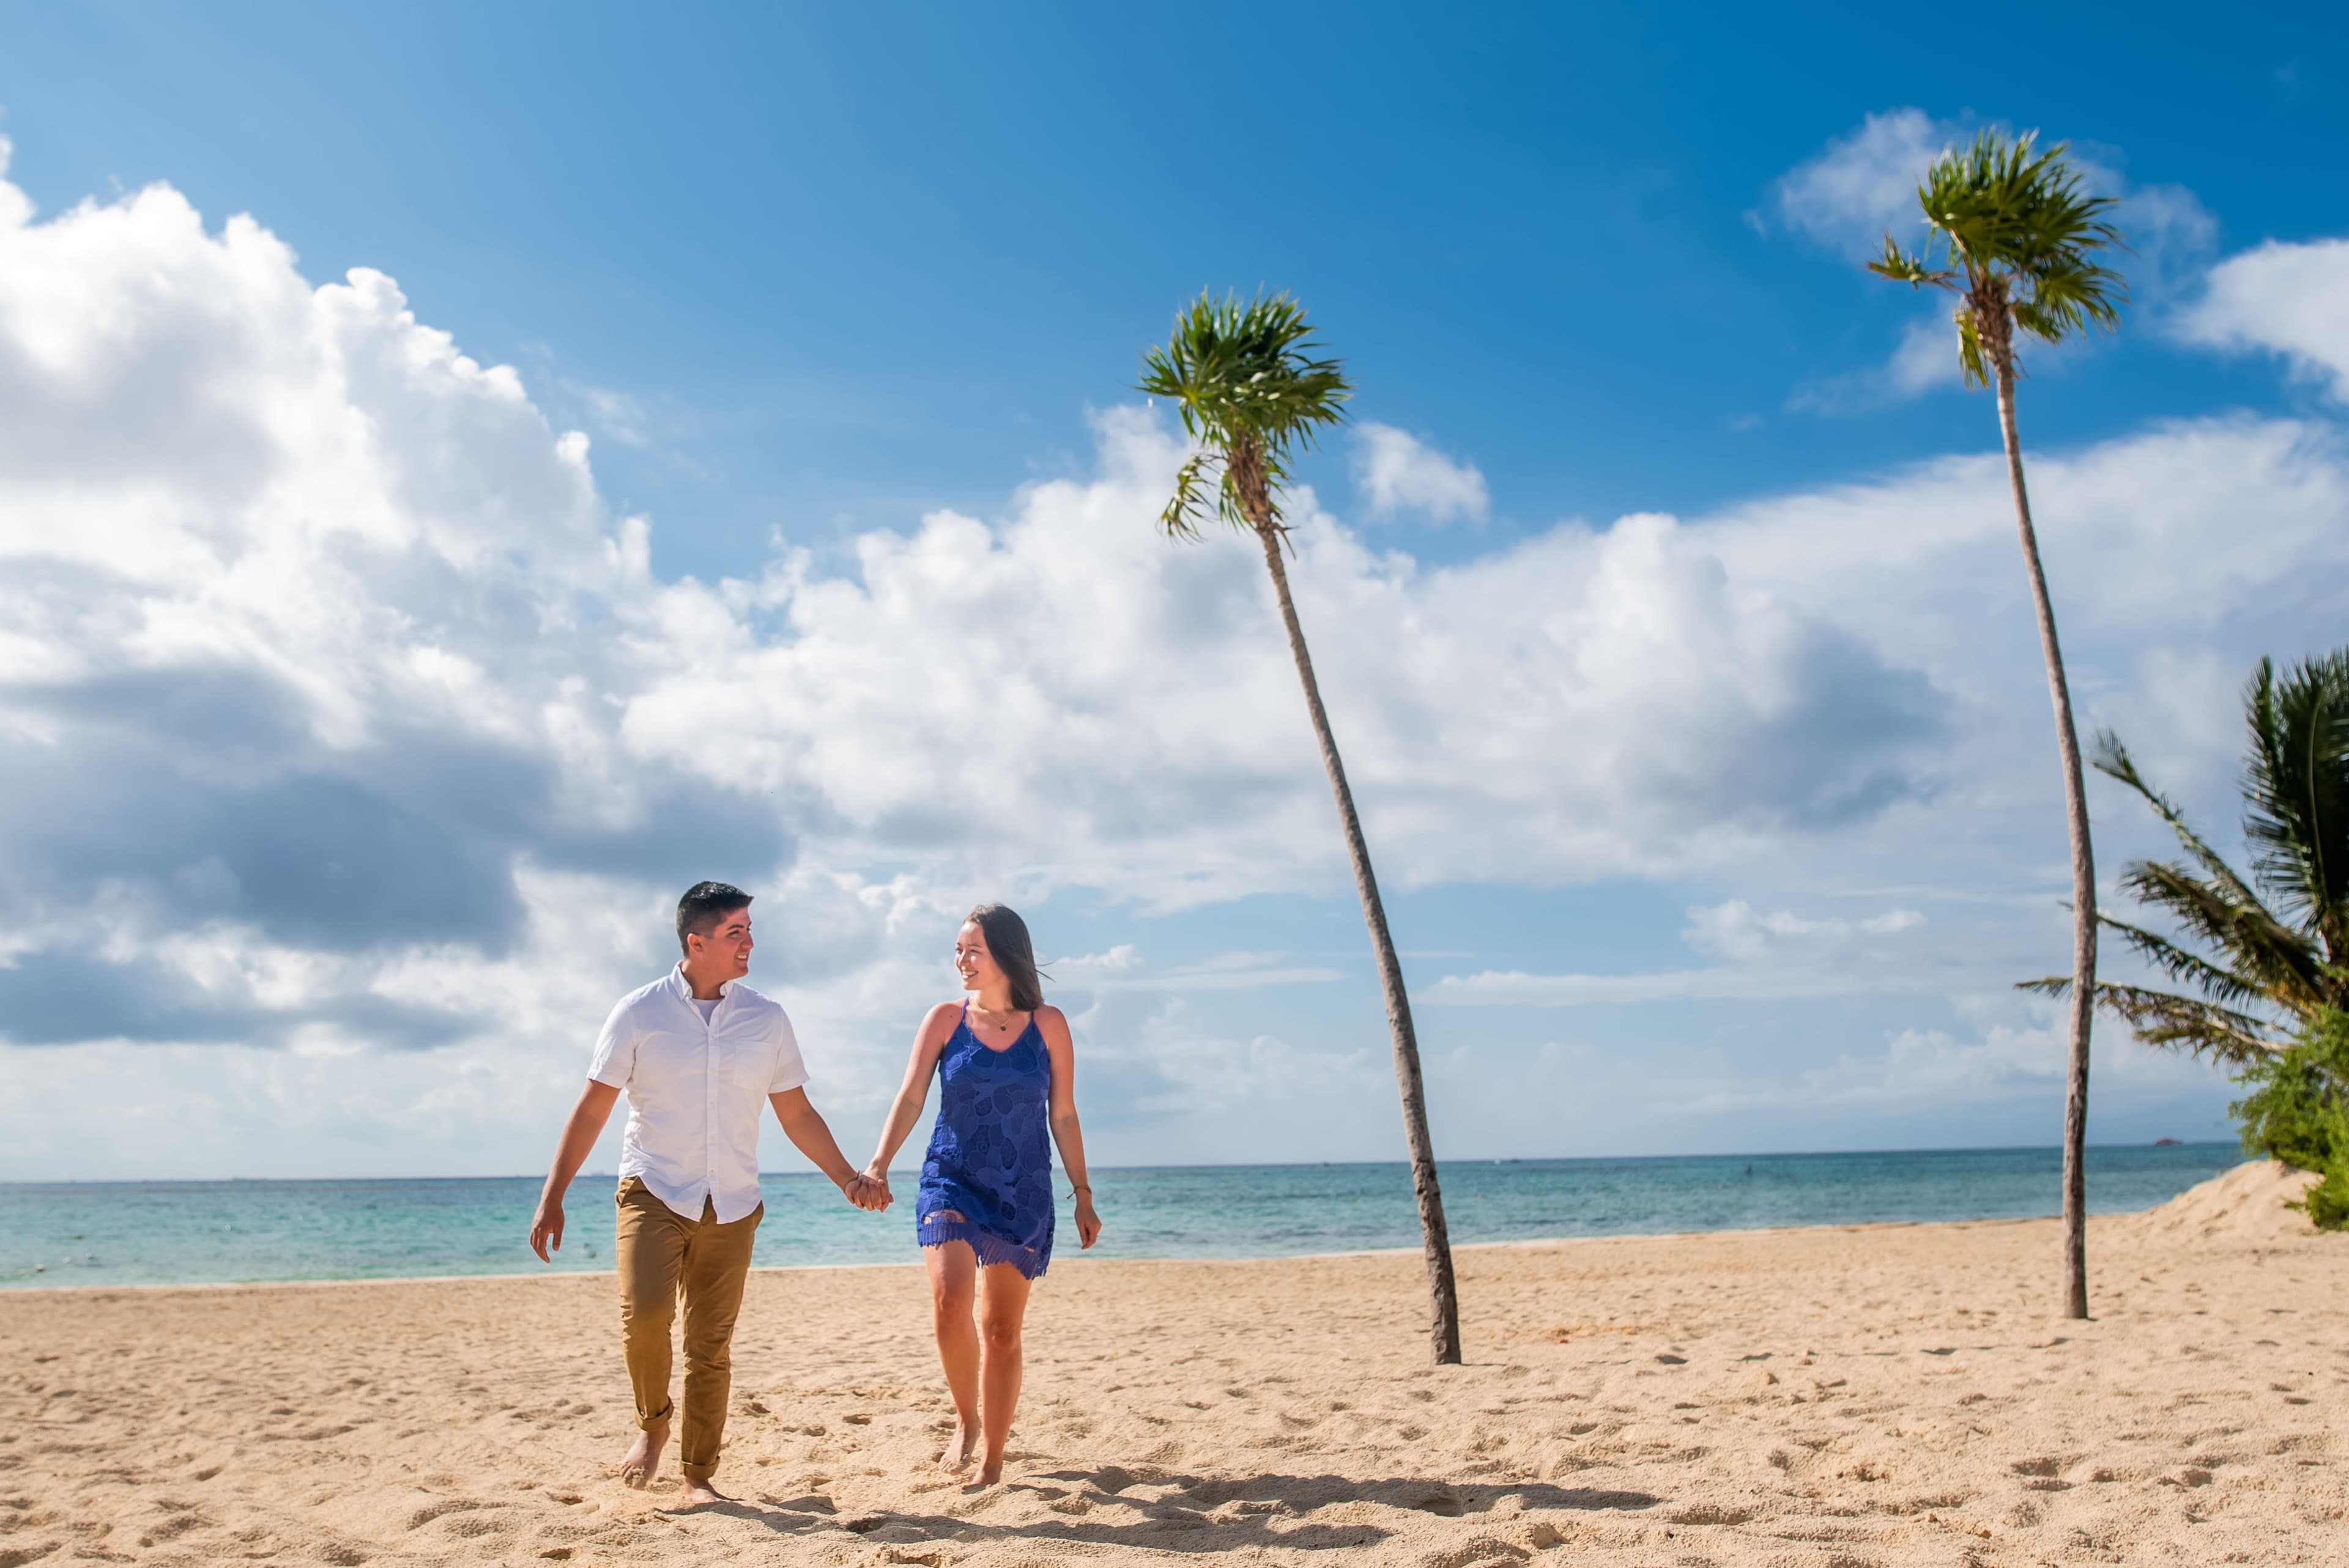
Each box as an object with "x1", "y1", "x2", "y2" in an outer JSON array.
[{"x1": 845, "y1": 1167, "x2": 893, "y2": 1213}]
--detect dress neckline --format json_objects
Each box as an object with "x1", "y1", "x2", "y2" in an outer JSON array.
[{"x1": 960, "y1": 1000, "x2": 1036, "y2": 1056}]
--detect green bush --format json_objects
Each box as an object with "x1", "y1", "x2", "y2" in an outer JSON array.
[{"x1": 2230, "y1": 1006, "x2": 2349, "y2": 1230}]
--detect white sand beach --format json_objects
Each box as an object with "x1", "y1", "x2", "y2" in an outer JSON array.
[{"x1": 2, "y1": 1161, "x2": 2340, "y2": 1567}]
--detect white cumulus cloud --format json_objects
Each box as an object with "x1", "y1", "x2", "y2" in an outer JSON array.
[
  {"x1": 1350, "y1": 421, "x2": 1490, "y2": 523},
  {"x1": 2181, "y1": 237, "x2": 2349, "y2": 402},
  {"x1": 0, "y1": 150, "x2": 1951, "y2": 1172},
  {"x1": 0, "y1": 144, "x2": 2343, "y2": 1171}
]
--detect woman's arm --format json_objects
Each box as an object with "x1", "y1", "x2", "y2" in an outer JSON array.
[
  {"x1": 861, "y1": 1002, "x2": 960, "y2": 1193},
  {"x1": 1038, "y1": 1006, "x2": 1101, "y2": 1249}
]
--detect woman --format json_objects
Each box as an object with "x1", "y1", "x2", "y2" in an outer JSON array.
[{"x1": 862, "y1": 904, "x2": 1101, "y2": 1485}]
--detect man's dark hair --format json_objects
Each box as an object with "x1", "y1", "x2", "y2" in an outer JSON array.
[{"x1": 677, "y1": 881, "x2": 753, "y2": 955}]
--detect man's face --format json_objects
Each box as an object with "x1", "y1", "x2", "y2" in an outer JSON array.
[{"x1": 689, "y1": 907, "x2": 754, "y2": 978}]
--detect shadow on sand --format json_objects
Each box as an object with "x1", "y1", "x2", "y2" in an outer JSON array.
[{"x1": 694, "y1": 1468, "x2": 1661, "y2": 1554}]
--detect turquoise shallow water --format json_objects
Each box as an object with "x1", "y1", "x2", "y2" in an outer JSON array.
[{"x1": 1, "y1": 1143, "x2": 2245, "y2": 1289}]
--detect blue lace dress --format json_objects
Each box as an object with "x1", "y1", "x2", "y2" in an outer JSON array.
[{"x1": 916, "y1": 1004, "x2": 1055, "y2": 1278}]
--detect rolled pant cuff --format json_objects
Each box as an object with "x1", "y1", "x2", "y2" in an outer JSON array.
[
  {"x1": 636, "y1": 1402, "x2": 673, "y2": 1432},
  {"x1": 680, "y1": 1461, "x2": 718, "y2": 1482}
]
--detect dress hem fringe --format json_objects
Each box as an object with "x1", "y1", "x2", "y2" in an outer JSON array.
[{"x1": 918, "y1": 1217, "x2": 1050, "y2": 1279}]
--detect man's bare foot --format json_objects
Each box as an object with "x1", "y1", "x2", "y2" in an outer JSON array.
[
  {"x1": 938, "y1": 1421, "x2": 976, "y2": 1472},
  {"x1": 619, "y1": 1422, "x2": 668, "y2": 1489},
  {"x1": 669, "y1": 1476, "x2": 731, "y2": 1508}
]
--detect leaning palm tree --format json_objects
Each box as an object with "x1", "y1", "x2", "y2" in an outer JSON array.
[
  {"x1": 1138, "y1": 289, "x2": 1461, "y2": 1364},
  {"x1": 1872, "y1": 129, "x2": 2126, "y2": 1320},
  {"x1": 2027, "y1": 651, "x2": 2349, "y2": 1060}
]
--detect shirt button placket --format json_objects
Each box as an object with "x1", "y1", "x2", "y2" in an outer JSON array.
[{"x1": 704, "y1": 999, "x2": 716, "y2": 1208}]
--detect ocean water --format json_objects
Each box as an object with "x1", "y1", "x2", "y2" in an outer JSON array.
[{"x1": 1, "y1": 1143, "x2": 2246, "y2": 1290}]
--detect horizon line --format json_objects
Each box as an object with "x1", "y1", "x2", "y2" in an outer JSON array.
[{"x1": 0, "y1": 1139, "x2": 2241, "y2": 1188}]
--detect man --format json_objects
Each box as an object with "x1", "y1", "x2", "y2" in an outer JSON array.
[{"x1": 530, "y1": 881, "x2": 886, "y2": 1504}]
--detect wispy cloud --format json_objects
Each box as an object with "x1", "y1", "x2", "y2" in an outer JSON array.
[
  {"x1": 1100, "y1": 998, "x2": 1382, "y2": 1115},
  {"x1": 2112, "y1": 180, "x2": 2221, "y2": 300},
  {"x1": 1681, "y1": 900, "x2": 1923, "y2": 962},
  {"x1": 1351, "y1": 422, "x2": 1489, "y2": 523},
  {"x1": 1772, "y1": 108, "x2": 1970, "y2": 259},
  {"x1": 1050, "y1": 949, "x2": 1345, "y2": 994},
  {"x1": 1788, "y1": 313, "x2": 1965, "y2": 414},
  {"x1": 1431, "y1": 898, "x2": 1930, "y2": 1005},
  {"x1": 566, "y1": 381, "x2": 651, "y2": 448},
  {"x1": 1425, "y1": 966, "x2": 1934, "y2": 1007}
]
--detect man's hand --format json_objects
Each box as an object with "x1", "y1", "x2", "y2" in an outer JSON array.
[
  {"x1": 530, "y1": 1193, "x2": 566, "y2": 1262},
  {"x1": 532, "y1": 1080, "x2": 619, "y2": 1263},
  {"x1": 845, "y1": 1170, "x2": 893, "y2": 1212}
]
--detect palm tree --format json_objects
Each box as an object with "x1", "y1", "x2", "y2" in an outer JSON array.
[
  {"x1": 1138, "y1": 290, "x2": 1462, "y2": 1364},
  {"x1": 2027, "y1": 651, "x2": 2349, "y2": 1060},
  {"x1": 1871, "y1": 130, "x2": 2126, "y2": 1320}
]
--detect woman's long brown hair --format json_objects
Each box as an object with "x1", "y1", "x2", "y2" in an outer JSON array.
[{"x1": 967, "y1": 904, "x2": 1045, "y2": 1013}]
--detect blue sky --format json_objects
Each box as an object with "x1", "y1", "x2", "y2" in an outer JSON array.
[
  {"x1": 10, "y1": 3, "x2": 2339, "y2": 569},
  {"x1": 3, "y1": 5, "x2": 2348, "y2": 1179}
]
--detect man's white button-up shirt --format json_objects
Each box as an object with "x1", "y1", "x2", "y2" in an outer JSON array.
[{"x1": 587, "y1": 964, "x2": 808, "y2": 1223}]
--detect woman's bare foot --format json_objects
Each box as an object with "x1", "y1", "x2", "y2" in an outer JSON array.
[
  {"x1": 938, "y1": 1421, "x2": 976, "y2": 1472},
  {"x1": 669, "y1": 1476, "x2": 731, "y2": 1508},
  {"x1": 975, "y1": 1451, "x2": 1004, "y2": 1487},
  {"x1": 618, "y1": 1422, "x2": 668, "y2": 1489}
]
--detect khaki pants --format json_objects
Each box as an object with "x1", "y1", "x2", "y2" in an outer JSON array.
[{"x1": 615, "y1": 1177, "x2": 762, "y2": 1482}]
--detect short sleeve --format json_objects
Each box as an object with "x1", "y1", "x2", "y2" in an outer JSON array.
[
  {"x1": 766, "y1": 1008, "x2": 809, "y2": 1094},
  {"x1": 587, "y1": 996, "x2": 637, "y2": 1089}
]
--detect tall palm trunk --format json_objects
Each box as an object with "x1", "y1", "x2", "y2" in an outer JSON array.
[
  {"x1": 1994, "y1": 363, "x2": 2099, "y2": 1321},
  {"x1": 1251, "y1": 517, "x2": 1463, "y2": 1364}
]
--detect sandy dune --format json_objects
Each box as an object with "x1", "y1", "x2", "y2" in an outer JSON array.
[{"x1": 2, "y1": 1163, "x2": 2342, "y2": 1567}]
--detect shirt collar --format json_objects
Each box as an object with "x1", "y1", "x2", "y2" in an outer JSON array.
[{"x1": 668, "y1": 963, "x2": 734, "y2": 1004}]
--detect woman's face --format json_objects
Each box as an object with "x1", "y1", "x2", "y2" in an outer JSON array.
[{"x1": 954, "y1": 922, "x2": 1004, "y2": 994}]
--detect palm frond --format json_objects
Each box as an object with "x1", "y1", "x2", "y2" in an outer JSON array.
[
  {"x1": 1867, "y1": 238, "x2": 1954, "y2": 290},
  {"x1": 1954, "y1": 305, "x2": 1989, "y2": 389},
  {"x1": 1160, "y1": 450, "x2": 1219, "y2": 541},
  {"x1": 2019, "y1": 977, "x2": 2282, "y2": 1066},
  {"x1": 2093, "y1": 732, "x2": 2268, "y2": 909},
  {"x1": 2094, "y1": 911, "x2": 2271, "y2": 1011},
  {"x1": 2014, "y1": 253, "x2": 2126, "y2": 343},
  {"x1": 2117, "y1": 860, "x2": 2329, "y2": 1013},
  {"x1": 2088, "y1": 653, "x2": 2349, "y2": 1078},
  {"x1": 2242, "y1": 653, "x2": 2349, "y2": 953},
  {"x1": 1868, "y1": 128, "x2": 2128, "y2": 382},
  {"x1": 1920, "y1": 131, "x2": 2128, "y2": 276},
  {"x1": 1138, "y1": 289, "x2": 1351, "y2": 538}
]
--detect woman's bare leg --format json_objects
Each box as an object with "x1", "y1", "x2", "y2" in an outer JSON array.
[
  {"x1": 974, "y1": 1261, "x2": 1034, "y2": 1485},
  {"x1": 924, "y1": 1236, "x2": 981, "y2": 1470}
]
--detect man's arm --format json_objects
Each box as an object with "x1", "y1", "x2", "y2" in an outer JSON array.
[
  {"x1": 770, "y1": 1087, "x2": 882, "y2": 1207},
  {"x1": 530, "y1": 1079, "x2": 622, "y2": 1262}
]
